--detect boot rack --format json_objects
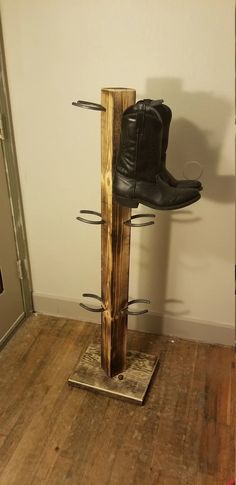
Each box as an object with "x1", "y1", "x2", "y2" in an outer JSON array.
[{"x1": 68, "y1": 88, "x2": 159, "y2": 405}]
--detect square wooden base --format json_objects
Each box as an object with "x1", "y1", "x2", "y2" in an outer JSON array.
[{"x1": 68, "y1": 344, "x2": 159, "y2": 405}]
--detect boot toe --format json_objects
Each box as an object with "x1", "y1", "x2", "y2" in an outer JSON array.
[
  {"x1": 177, "y1": 179, "x2": 203, "y2": 190},
  {"x1": 157, "y1": 177, "x2": 201, "y2": 209},
  {"x1": 175, "y1": 187, "x2": 201, "y2": 207}
]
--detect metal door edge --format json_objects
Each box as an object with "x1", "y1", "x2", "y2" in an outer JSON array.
[
  {"x1": 0, "y1": 312, "x2": 25, "y2": 350},
  {"x1": 0, "y1": 15, "x2": 33, "y2": 315}
]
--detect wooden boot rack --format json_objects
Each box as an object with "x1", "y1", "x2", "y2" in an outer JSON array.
[{"x1": 68, "y1": 88, "x2": 159, "y2": 405}]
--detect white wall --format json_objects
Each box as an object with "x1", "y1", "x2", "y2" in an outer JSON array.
[{"x1": 0, "y1": 0, "x2": 234, "y2": 343}]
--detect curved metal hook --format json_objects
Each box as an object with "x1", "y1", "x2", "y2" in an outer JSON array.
[
  {"x1": 76, "y1": 210, "x2": 105, "y2": 225},
  {"x1": 80, "y1": 293, "x2": 105, "y2": 313},
  {"x1": 72, "y1": 100, "x2": 106, "y2": 112},
  {"x1": 124, "y1": 213, "x2": 156, "y2": 227},
  {"x1": 122, "y1": 299, "x2": 150, "y2": 315}
]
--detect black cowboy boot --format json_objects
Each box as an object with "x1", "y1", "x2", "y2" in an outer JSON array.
[
  {"x1": 138, "y1": 99, "x2": 202, "y2": 190},
  {"x1": 113, "y1": 101, "x2": 201, "y2": 210}
]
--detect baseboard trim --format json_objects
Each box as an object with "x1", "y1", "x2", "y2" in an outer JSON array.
[{"x1": 33, "y1": 293, "x2": 235, "y2": 346}]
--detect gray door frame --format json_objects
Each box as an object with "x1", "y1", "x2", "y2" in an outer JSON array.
[{"x1": 0, "y1": 17, "x2": 33, "y2": 318}]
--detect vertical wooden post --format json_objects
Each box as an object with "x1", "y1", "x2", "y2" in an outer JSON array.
[
  {"x1": 101, "y1": 88, "x2": 136, "y2": 377},
  {"x1": 69, "y1": 87, "x2": 159, "y2": 403}
]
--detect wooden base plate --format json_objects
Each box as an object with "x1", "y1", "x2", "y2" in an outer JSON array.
[{"x1": 68, "y1": 344, "x2": 159, "y2": 405}]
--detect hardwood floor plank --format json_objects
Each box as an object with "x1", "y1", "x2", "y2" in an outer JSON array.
[
  {"x1": 198, "y1": 345, "x2": 235, "y2": 478},
  {"x1": 0, "y1": 315, "x2": 234, "y2": 485},
  {"x1": 150, "y1": 339, "x2": 199, "y2": 479},
  {"x1": 0, "y1": 316, "x2": 93, "y2": 483},
  {"x1": 203, "y1": 345, "x2": 234, "y2": 426},
  {"x1": 0, "y1": 314, "x2": 42, "y2": 392},
  {"x1": 0, "y1": 316, "x2": 74, "y2": 437},
  {"x1": 181, "y1": 343, "x2": 208, "y2": 475},
  {"x1": 195, "y1": 472, "x2": 230, "y2": 485},
  {"x1": 158, "y1": 473, "x2": 182, "y2": 484}
]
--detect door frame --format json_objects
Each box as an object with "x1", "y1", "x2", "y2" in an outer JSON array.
[{"x1": 0, "y1": 17, "x2": 33, "y2": 319}]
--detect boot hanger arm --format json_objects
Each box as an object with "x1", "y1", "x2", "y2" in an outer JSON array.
[{"x1": 72, "y1": 100, "x2": 106, "y2": 112}]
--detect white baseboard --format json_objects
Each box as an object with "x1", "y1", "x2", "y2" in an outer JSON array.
[{"x1": 33, "y1": 292, "x2": 235, "y2": 346}]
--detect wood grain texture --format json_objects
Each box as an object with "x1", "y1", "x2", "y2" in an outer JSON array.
[
  {"x1": 101, "y1": 88, "x2": 136, "y2": 377},
  {"x1": 68, "y1": 343, "x2": 159, "y2": 404},
  {"x1": 0, "y1": 315, "x2": 234, "y2": 485}
]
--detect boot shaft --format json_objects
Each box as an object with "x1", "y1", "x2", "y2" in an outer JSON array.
[
  {"x1": 138, "y1": 99, "x2": 202, "y2": 190},
  {"x1": 154, "y1": 103, "x2": 172, "y2": 166},
  {"x1": 137, "y1": 99, "x2": 172, "y2": 167},
  {"x1": 116, "y1": 101, "x2": 163, "y2": 183}
]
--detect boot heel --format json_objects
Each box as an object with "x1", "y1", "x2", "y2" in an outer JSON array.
[{"x1": 115, "y1": 196, "x2": 139, "y2": 208}]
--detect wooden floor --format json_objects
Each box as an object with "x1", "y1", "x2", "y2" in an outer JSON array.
[{"x1": 0, "y1": 315, "x2": 234, "y2": 485}]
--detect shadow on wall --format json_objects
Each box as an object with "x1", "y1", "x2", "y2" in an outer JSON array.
[
  {"x1": 145, "y1": 77, "x2": 234, "y2": 204},
  {"x1": 130, "y1": 78, "x2": 234, "y2": 332}
]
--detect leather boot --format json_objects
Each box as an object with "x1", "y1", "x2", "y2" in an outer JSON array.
[
  {"x1": 138, "y1": 99, "x2": 202, "y2": 190},
  {"x1": 113, "y1": 101, "x2": 201, "y2": 210}
]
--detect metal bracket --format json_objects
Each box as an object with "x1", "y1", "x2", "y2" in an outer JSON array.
[
  {"x1": 72, "y1": 100, "x2": 106, "y2": 112},
  {"x1": 122, "y1": 299, "x2": 150, "y2": 315},
  {"x1": 76, "y1": 210, "x2": 105, "y2": 225},
  {"x1": 124, "y1": 213, "x2": 155, "y2": 227},
  {"x1": 80, "y1": 293, "x2": 105, "y2": 313}
]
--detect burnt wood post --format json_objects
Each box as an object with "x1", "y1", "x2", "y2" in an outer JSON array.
[
  {"x1": 68, "y1": 87, "x2": 159, "y2": 405},
  {"x1": 101, "y1": 88, "x2": 136, "y2": 377}
]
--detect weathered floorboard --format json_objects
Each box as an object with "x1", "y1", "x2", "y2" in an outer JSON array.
[{"x1": 0, "y1": 314, "x2": 234, "y2": 485}]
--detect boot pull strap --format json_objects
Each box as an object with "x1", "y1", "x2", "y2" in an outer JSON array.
[{"x1": 149, "y1": 99, "x2": 164, "y2": 107}]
